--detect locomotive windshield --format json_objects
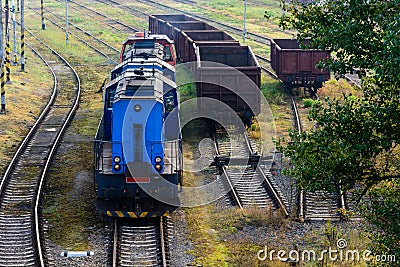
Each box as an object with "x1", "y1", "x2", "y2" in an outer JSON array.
[
  {"x1": 125, "y1": 85, "x2": 154, "y2": 97},
  {"x1": 163, "y1": 46, "x2": 173, "y2": 62},
  {"x1": 164, "y1": 91, "x2": 175, "y2": 113},
  {"x1": 124, "y1": 40, "x2": 164, "y2": 61},
  {"x1": 122, "y1": 41, "x2": 173, "y2": 63}
]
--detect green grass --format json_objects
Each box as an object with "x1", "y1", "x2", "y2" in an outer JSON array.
[
  {"x1": 260, "y1": 76, "x2": 285, "y2": 105},
  {"x1": 176, "y1": 64, "x2": 197, "y2": 102},
  {"x1": 302, "y1": 98, "x2": 315, "y2": 108}
]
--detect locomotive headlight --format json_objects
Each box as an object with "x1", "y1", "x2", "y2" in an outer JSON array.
[
  {"x1": 155, "y1": 164, "x2": 162, "y2": 172},
  {"x1": 114, "y1": 156, "x2": 121, "y2": 163},
  {"x1": 114, "y1": 164, "x2": 121, "y2": 171},
  {"x1": 134, "y1": 104, "x2": 141, "y2": 112},
  {"x1": 155, "y1": 156, "x2": 162, "y2": 163}
]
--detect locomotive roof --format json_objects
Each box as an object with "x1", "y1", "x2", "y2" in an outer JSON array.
[
  {"x1": 112, "y1": 72, "x2": 176, "y2": 102},
  {"x1": 123, "y1": 34, "x2": 174, "y2": 45},
  {"x1": 106, "y1": 58, "x2": 176, "y2": 90}
]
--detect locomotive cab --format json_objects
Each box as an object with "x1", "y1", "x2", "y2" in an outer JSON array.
[{"x1": 120, "y1": 32, "x2": 176, "y2": 66}]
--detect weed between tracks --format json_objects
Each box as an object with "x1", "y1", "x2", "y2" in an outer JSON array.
[
  {"x1": 43, "y1": 63, "x2": 111, "y2": 250},
  {"x1": 257, "y1": 75, "x2": 292, "y2": 140}
]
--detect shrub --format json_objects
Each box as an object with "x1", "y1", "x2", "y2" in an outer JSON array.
[{"x1": 302, "y1": 98, "x2": 315, "y2": 108}]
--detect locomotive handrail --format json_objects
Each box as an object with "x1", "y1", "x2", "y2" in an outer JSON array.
[
  {"x1": 94, "y1": 140, "x2": 124, "y2": 174},
  {"x1": 151, "y1": 139, "x2": 183, "y2": 174}
]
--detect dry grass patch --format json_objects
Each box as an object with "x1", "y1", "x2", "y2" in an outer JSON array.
[
  {"x1": 318, "y1": 79, "x2": 361, "y2": 100},
  {"x1": 0, "y1": 53, "x2": 53, "y2": 171}
]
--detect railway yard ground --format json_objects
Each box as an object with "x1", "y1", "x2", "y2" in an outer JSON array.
[{"x1": 0, "y1": 0, "x2": 380, "y2": 266}]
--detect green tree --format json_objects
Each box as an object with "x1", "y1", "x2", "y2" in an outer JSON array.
[{"x1": 277, "y1": 0, "x2": 399, "y2": 264}]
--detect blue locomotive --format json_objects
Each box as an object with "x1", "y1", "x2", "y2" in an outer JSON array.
[{"x1": 94, "y1": 33, "x2": 182, "y2": 218}]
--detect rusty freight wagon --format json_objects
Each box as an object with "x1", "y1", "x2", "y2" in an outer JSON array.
[
  {"x1": 271, "y1": 39, "x2": 330, "y2": 93},
  {"x1": 168, "y1": 22, "x2": 219, "y2": 60},
  {"x1": 149, "y1": 14, "x2": 261, "y2": 123},
  {"x1": 149, "y1": 15, "x2": 208, "y2": 60},
  {"x1": 180, "y1": 30, "x2": 239, "y2": 63},
  {"x1": 196, "y1": 46, "x2": 261, "y2": 123},
  {"x1": 149, "y1": 14, "x2": 198, "y2": 35}
]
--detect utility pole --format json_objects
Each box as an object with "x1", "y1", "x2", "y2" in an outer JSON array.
[
  {"x1": 20, "y1": 0, "x2": 24, "y2": 71},
  {"x1": 5, "y1": 0, "x2": 11, "y2": 82},
  {"x1": 65, "y1": 0, "x2": 68, "y2": 45},
  {"x1": 0, "y1": 0, "x2": 5, "y2": 113},
  {"x1": 243, "y1": 0, "x2": 247, "y2": 43},
  {"x1": 12, "y1": 0, "x2": 17, "y2": 64},
  {"x1": 41, "y1": 0, "x2": 45, "y2": 30}
]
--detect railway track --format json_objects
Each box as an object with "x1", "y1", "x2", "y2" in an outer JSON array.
[
  {"x1": 26, "y1": 5, "x2": 118, "y2": 64},
  {"x1": 288, "y1": 90, "x2": 346, "y2": 221},
  {"x1": 113, "y1": 218, "x2": 170, "y2": 267},
  {"x1": 0, "y1": 28, "x2": 81, "y2": 266},
  {"x1": 57, "y1": 0, "x2": 139, "y2": 34},
  {"x1": 213, "y1": 126, "x2": 288, "y2": 215},
  {"x1": 172, "y1": 0, "x2": 197, "y2": 5},
  {"x1": 257, "y1": 55, "x2": 278, "y2": 79},
  {"x1": 38, "y1": 5, "x2": 120, "y2": 52},
  {"x1": 66, "y1": 0, "x2": 356, "y2": 222},
  {"x1": 260, "y1": 64, "x2": 349, "y2": 221}
]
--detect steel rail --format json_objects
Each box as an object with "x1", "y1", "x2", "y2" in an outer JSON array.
[
  {"x1": 288, "y1": 94, "x2": 305, "y2": 221},
  {"x1": 222, "y1": 167, "x2": 244, "y2": 210},
  {"x1": 244, "y1": 134, "x2": 289, "y2": 216},
  {"x1": 159, "y1": 217, "x2": 167, "y2": 267},
  {"x1": 213, "y1": 132, "x2": 243, "y2": 210},
  {"x1": 112, "y1": 220, "x2": 118, "y2": 267},
  {"x1": 0, "y1": 42, "x2": 57, "y2": 266}
]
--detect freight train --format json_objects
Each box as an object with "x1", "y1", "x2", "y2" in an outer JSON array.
[
  {"x1": 149, "y1": 14, "x2": 261, "y2": 124},
  {"x1": 94, "y1": 32, "x2": 182, "y2": 218}
]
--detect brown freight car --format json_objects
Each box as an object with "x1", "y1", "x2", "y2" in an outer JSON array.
[
  {"x1": 185, "y1": 40, "x2": 239, "y2": 64},
  {"x1": 270, "y1": 39, "x2": 330, "y2": 93},
  {"x1": 148, "y1": 14, "x2": 262, "y2": 123},
  {"x1": 196, "y1": 46, "x2": 261, "y2": 123},
  {"x1": 180, "y1": 30, "x2": 238, "y2": 63},
  {"x1": 168, "y1": 22, "x2": 217, "y2": 60},
  {"x1": 149, "y1": 14, "x2": 198, "y2": 34}
]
